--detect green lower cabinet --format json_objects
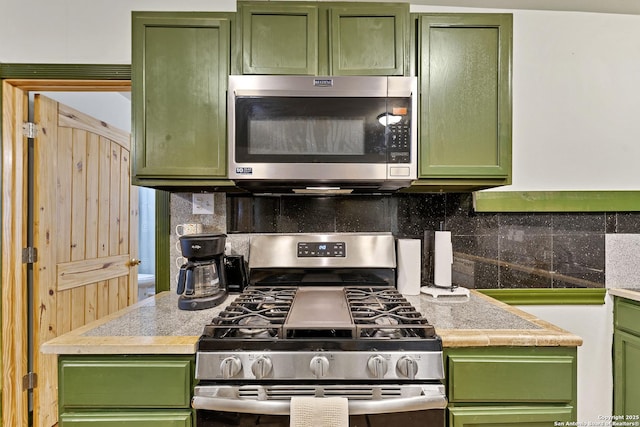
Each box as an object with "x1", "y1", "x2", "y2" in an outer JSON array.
[
  {"x1": 59, "y1": 411, "x2": 192, "y2": 427},
  {"x1": 449, "y1": 406, "x2": 574, "y2": 427},
  {"x1": 58, "y1": 355, "x2": 195, "y2": 427},
  {"x1": 614, "y1": 297, "x2": 640, "y2": 415},
  {"x1": 445, "y1": 347, "x2": 578, "y2": 426}
]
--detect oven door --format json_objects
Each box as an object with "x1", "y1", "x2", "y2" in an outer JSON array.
[{"x1": 193, "y1": 383, "x2": 446, "y2": 427}]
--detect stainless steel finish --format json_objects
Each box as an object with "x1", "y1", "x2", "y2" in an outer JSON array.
[
  {"x1": 248, "y1": 233, "x2": 396, "y2": 269},
  {"x1": 367, "y1": 355, "x2": 388, "y2": 379},
  {"x1": 285, "y1": 287, "x2": 354, "y2": 333},
  {"x1": 220, "y1": 356, "x2": 242, "y2": 379},
  {"x1": 228, "y1": 75, "x2": 418, "y2": 187},
  {"x1": 196, "y1": 351, "x2": 444, "y2": 381},
  {"x1": 192, "y1": 384, "x2": 447, "y2": 415},
  {"x1": 309, "y1": 355, "x2": 330, "y2": 378},
  {"x1": 251, "y1": 356, "x2": 273, "y2": 380},
  {"x1": 397, "y1": 356, "x2": 419, "y2": 380}
]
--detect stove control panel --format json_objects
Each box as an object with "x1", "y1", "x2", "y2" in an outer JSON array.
[
  {"x1": 196, "y1": 351, "x2": 444, "y2": 381},
  {"x1": 297, "y1": 242, "x2": 345, "y2": 258}
]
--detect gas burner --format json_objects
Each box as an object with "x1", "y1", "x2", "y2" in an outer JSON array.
[{"x1": 237, "y1": 316, "x2": 276, "y2": 338}]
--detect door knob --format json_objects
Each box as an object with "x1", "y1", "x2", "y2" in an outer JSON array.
[{"x1": 127, "y1": 258, "x2": 142, "y2": 267}]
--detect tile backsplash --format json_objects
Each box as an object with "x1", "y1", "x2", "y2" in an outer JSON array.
[{"x1": 172, "y1": 192, "x2": 640, "y2": 290}]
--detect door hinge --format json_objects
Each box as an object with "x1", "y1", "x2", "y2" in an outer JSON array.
[
  {"x1": 23, "y1": 372, "x2": 37, "y2": 391},
  {"x1": 22, "y1": 247, "x2": 38, "y2": 264},
  {"x1": 22, "y1": 122, "x2": 38, "y2": 138}
]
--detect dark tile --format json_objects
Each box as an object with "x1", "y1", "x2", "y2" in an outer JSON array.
[
  {"x1": 552, "y1": 213, "x2": 605, "y2": 234},
  {"x1": 613, "y1": 212, "x2": 640, "y2": 233},
  {"x1": 499, "y1": 234, "x2": 552, "y2": 269},
  {"x1": 552, "y1": 234, "x2": 605, "y2": 287},
  {"x1": 606, "y1": 214, "x2": 617, "y2": 233},
  {"x1": 452, "y1": 256, "x2": 499, "y2": 289},
  {"x1": 498, "y1": 265, "x2": 552, "y2": 288},
  {"x1": 394, "y1": 193, "x2": 446, "y2": 238},
  {"x1": 278, "y1": 196, "x2": 338, "y2": 233},
  {"x1": 447, "y1": 193, "x2": 499, "y2": 236},
  {"x1": 498, "y1": 212, "x2": 553, "y2": 233},
  {"x1": 335, "y1": 196, "x2": 390, "y2": 232}
]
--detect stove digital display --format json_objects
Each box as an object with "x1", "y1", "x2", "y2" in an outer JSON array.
[{"x1": 297, "y1": 242, "x2": 345, "y2": 257}]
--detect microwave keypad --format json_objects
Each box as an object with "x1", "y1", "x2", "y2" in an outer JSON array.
[{"x1": 388, "y1": 124, "x2": 411, "y2": 163}]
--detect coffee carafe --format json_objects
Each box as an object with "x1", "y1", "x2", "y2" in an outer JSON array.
[{"x1": 176, "y1": 233, "x2": 228, "y2": 310}]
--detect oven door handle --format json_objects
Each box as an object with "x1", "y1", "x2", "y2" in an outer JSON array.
[{"x1": 192, "y1": 386, "x2": 447, "y2": 416}]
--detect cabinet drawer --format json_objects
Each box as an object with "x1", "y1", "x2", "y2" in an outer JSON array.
[
  {"x1": 60, "y1": 410, "x2": 192, "y2": 427},
  {"x1": 615, "y1": 298, "x2": 640, "y2": 336},
  {"x1": 449, "y1": 405, "x2": 574, "y2": 427},
  {"x1": 448, "y1": 355, "x2": 575, "y2": 403},
  {"x1": 59, "y1": 356, "x2": 193, "y2": 408}
]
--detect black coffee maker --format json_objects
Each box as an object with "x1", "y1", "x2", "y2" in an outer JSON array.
[{"x1": 176, "y1": 233, "x2": 228, "y2": 310}]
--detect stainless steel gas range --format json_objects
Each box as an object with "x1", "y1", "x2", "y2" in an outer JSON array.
[{"x1": 192, "y1": 233, "x2": 446, "y2": 426}]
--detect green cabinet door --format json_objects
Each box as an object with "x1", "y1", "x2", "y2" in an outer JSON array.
[
  {"x1": 239, "y1": 2, "x2": 408, "y2": 76},
  {"x1": 132, "y1": 12, "x2": 232, "y2": 187},
  {"x1": 416, "y1": 14, "x2": 512, "y2": 189},
  {"x1": 614, "y1": 298, "x2": 640, "y2": 415},
  {"x1": 329, "y1": 4, "x2": 408, "y2": 76},
  {"x1": 241, "y1": 3, "x2": 318, "y2": 75}
]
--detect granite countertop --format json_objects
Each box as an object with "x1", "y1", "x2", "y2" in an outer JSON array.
[
  {"x1": 609, "y1": 288, "x2": 640, "y2": 303},
  {"x1": 41, "y1": 289, "x2": 582, "y2": 355}
]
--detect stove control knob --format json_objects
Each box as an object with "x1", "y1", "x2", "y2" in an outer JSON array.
[
  {"x1": 396, "y1": 356, "x2": 418, "y2": 380},
  {"x1": 367, "y1": 355, "x2": 388, "y2": 379},
  {"x1": 251, "y1": 356, "x2": 273, "y2": 379},
  {"x1": 220, "y1": 356, "x2": 242, "y2": 379},
  {"x1": 309, "y1": 355, "x2": 330, "y2": 378}
]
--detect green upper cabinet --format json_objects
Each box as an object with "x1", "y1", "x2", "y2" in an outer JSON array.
[
  {"x1": 240, "y1": 4, "x2": 318, "y2": 75},
  {"x1": 239, "y1": 1, "x2": 409, "y2": 76},
  {"x1": 412, "y1": 14, "x2": 512, "y2": 191},
  {"x1": 131, "y1": 12, "x2": 234, "y2": 188}
]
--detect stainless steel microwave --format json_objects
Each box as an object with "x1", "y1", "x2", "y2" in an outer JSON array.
[{"x1": 227, "y1": 75, "x2": 417, "y2": 194}]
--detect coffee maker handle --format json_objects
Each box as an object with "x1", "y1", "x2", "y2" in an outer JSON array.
[
  {"x1": 184, "y1": 266, "x2": 196, "y2": 296},
  {"x1": 177, "y1": 264, "x2": 188, "y2": 295}
]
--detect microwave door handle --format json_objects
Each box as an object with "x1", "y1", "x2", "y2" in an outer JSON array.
[{"x1": 192, "y1": 386, "x2": 447, "y2": 415}]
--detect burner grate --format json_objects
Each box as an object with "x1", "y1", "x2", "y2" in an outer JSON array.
[
  {"x1": 203, "y1": 287, "x2": 296, "y2": 339},
  {"x1": 345, "y1": 287, "x2": 436, "y2": 339}
]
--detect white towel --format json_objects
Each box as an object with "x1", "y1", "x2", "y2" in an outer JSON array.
[{"x1": 290, "y1": 397, "x2": 349, "y2": 427}]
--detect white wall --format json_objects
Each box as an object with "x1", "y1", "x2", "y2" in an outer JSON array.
[
  {"x1": 515, "y1": 302, "x2": 614, "y2": 422},
  {"x1": 0, "y1": 0, "x2": 235, "y2": 63}
]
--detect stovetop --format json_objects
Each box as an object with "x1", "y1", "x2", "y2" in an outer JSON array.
[{"x1": 198, "y1": 285, "x2": 440, "y2": 352}]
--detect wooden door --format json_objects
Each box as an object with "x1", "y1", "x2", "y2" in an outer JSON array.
[{"x1": 32, "y1": 94, "x2": 139, "y2": 426}]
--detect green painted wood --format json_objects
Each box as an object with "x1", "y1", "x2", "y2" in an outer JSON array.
[
  {"x1": 238, "y1": 1, "x2": 407, "y2": 76},
  {"x1": 449, "y1": 406, "x2": 574, "y2": 427},
  {"x1": 241, "y1": 3, "x2": 318, "y2": 75},
  {"x1": 474, "y1": 191, "x2": 640, "y2": 212},
  {"x1": 59, "y1": 411, "x2": 192, "y2": 427},
  {"x1": 478, "y1": 288, "x2": 606, "y2": 305},
  {"x1": 131, "y1": 12, "x2": 230, "y2": 184},
  {"x1": 615, "y1": 298, "x2": 640, "y2": 336},
  {"x1": 613, "y1": 330, "x2": 640, "y2": 416},
  {"x1": 329, "y1": 4, "x2": 408, "y2": 76},
  {"x1": 448, "y1": 354, "x2": 575, "y2": 403},
  {"x1": 417, "y1": 14, "x2": 512, "y2": 182},
  {"x1": 59, "y1": 356, "x2": 193, "y2": 409},
  {"x1": 614, "y1": 297, "x2": 640, "y2": 416},
  {"x1": 0, "y1": 63, "x2": 131, "y2": 80},
  {"x1": 445, "y1": 347, "x2": 578, "y2": 421}
]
